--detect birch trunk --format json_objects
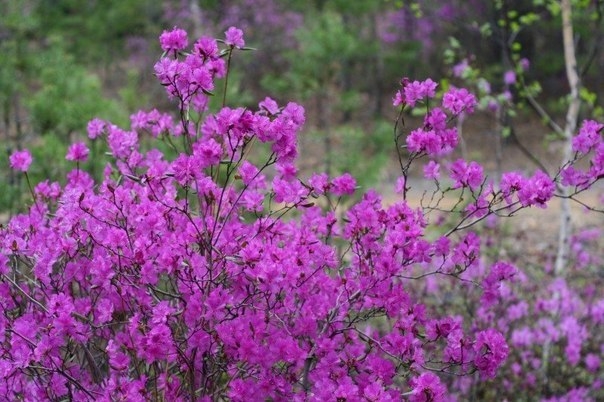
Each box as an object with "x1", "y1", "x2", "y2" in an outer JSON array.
[{"x1": 555, "y1": 0, "x2": 581, "y2": 275}]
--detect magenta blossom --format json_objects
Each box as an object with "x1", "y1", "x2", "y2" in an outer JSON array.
[
  {"x1": 331, "y1": 173, "x2": 357, "y2": 196},
  {"x1": 443, "y1": 87, "x2": 477, "y2": 115},
  {"x1": 65, "y1": 142, "x2": 89, "y2": 162},
  {"x1": 423, "y1": 160, "x2": 440, "y2": 180},
  {"x1": 394, "y1": 78, "x2": 437, "y2": 107},
  {"x1": 9, "y1": 149, "x2": 32, "y2": 172},
  {"x1": 87, "y1": 118, "x2": 106, "y2": 139},
  {"x1": 409, "y1": 372, "x2": 447, "y2": 402},
  {"x1": 503, "y1": 70, "x2": 516, "y2": 86},
  {"x1": 225, "y1": 26, "x2": 245, "y2": 48},
  {"x1": 449, "y1": 159, "x2": 484, "y2": 190},
  {"x1": 473, "y1": 329, "x2": 509, "y2": 379},
  {"x1": 159, "y1": 27, "x2": 188, "y2": 52}
]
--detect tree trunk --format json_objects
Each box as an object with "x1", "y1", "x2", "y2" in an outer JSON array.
[{"x1": 555, "y1": 0, "x2": 581, "y2": 275}]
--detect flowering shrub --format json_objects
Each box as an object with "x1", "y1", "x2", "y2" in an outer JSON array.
[{"x1": 1, "y1": 26, "x2": 603, "y2": 401}]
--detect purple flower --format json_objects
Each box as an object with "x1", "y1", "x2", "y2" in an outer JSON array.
[
  {"x1": 238, "y1": 160, "x2": 261, "y2": 186},
  {"x1": 395, "y1": 175, "x2": 406, "y2": 194},
  {"x1": 433, "y1": 236, "x2": 450, "y2": 255},
  {"x1": 259, "y1": 97, "x2": 280, "y2": 115},
  {"x1": 500, "y1": 171, "x2": 524, "y2": 201},
  {"x1": 308, "y1": 172, "x2": 329, "y2": 194},
  {"x1": 159, "y1": 27, "x2": 188, "y2": 52},
  {"x1": 87, "y1": 118, "x2": 106, "y2": 139},
  {"x1": 276, "y1": 162, "x2": 297, "y2": 180},
  {"x1": 449, "y1": 159, "x2": 484, "y2": 190},
  {"x1": 409, "y1": 372, "x2": 446, "y2": 402},
  {"x1": 194, "y1": 138, "x2": 222, "y2": 168},
  {"x1": 331, "y1": 173, "x2": 357, "y2": 196},
  {"x1": 406, "y1": 128, "x2": 442, "y2": 155},
  {"x1": 34, "y1": 180, "x2": 61, "y2": 200},
  {"x1": 482, "y1": 261, "x2": 517, "y2": 306},
  {"x1": 225, "y1": 26, "x2": 245, "y2": 48},
  {"x1": 193, "y1": 36, "x2": 219, "y2": 59},
  {"x1": 473, "y1": 329, "x2": 509, "y2": 379},
  {"x1": 503, "y1": 70, "x2": 516, "y2": 86},
  {"x1": 0, "y1": 253, "x2": 8, "y2": 276},
  {"x1": 403, "y1": 78, "x2": 438, "y2": 107},
  {"x1": 518, "y1": 170, "x2": 554, "y2": 208},
  {"x1": 426, "y1": 317, "x2": 460, "y2": 341},
  {"x1": 585, "y1": 353, "x2": 601, "y2": 373},
  {"x1": 272, "y1": 176, "x2": 306, "y2": 203},
  {"x1": 452, "y1": 59, "x2": 469, "y2": 78},
  {"x1": 65, "y1": 142, "x2": 89, "y2": 162},
  {"x1": 424, "y1": 108, "x2": 447, "y2": 131},
  {"x1": 572, "y1": 120, "x2": 603, "y2": 154},
  {"x1": 9, "y1": 149, "x2": 32, "y2": 172},
  {"x1": 392, "y1": 90, "x2": 404, "y2": 107},
  {"x1": 443, "y1": 87, "x2": 477, "y2": 115},
  {"x1": 423, "y1": 160, "x2": 440, "y2": 180}
]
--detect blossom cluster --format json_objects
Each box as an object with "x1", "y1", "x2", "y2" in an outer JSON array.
[
  {"x1": 393, "y1": 79, "x2": 476, "y2": 158},
  {"x1": 2, "y1": 26, "x2": 603, "y2": 401}
]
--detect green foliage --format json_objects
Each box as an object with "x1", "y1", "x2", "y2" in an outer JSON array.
[
  {"x1": 118, "y1": 69, "x2": 152, "y2": 113},
  {"x1": 266, "y1": 10, "x2": 361, "y2": 97},
  {"x1": 0, "y1": 0, "x2": 157, "y2": 212},
  {"x1": 27, "y1": 41, "x2": 125, "y2": 136},
  {"x1": 35, "y1": 0, "x2": 162, "y2": 62},
  {"x1": 309, "y1": 120, "x2": 394, "y2": 188}
]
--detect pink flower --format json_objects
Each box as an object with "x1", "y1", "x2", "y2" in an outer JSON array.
[
  {"x1": 473, "y1": 329, "x2": 509, "y2": 379},
  {"x1": 443, "y1": 87, "x2": 477, "y2": 115},
  {"x1": 409, "y1": 372, "x2": 446, "y2": 402},
  {"x1": 500, "y1": 171, "x2": 524, "y2": 200},
  {"x1": 276, "y1": 162, "x2": 297, "y2": 180},
  {"x1": 238, "y1": 160, "x2": 261, "y2": 186},
  {"x1": 452, "y1": 59, "x2": 470, "y2": 78},
  {"x1": 9, "y1": 149, "x2": 32, "y2": 172},
  {"x1": 402, "y1": 78, "x2": 438, "y2": 107},
  {"x1": 331, "y1": 173, "x2": 357, "y2": 196},
  {"x1": 424, "y1": 108, "x2": 447, "y2": 131},
  {"x1": 0, "y1": 253, "x2": 8, "y2": 276},
  {"x1": 259, "y1": 97, "x2": 280, "y2": 115},
  {"x1": 272, "y1": 176, "x2": 306, "y2": 203},
  {"x1": 503, "y1": 70, "x2": 516, "y2": 86},
  {"x1": 423, "y1": 161, "x2": 440, "y2": 180},
  {"x1": 572, "y1": 120, "x2": 603, "y2": 154},
  {"x1": 309, "y1": 172, "x2": 329, "y2": 194},
  {"x1": 395, "y1": 176, "x2": 406, "y2": 194},
  {"x1": 518, "y1": 170, "x2": 554, "y2": 208},
  {"x1": 482, "y1": 262, "x2": 517, "y2": 307},
  {"x1": 193, "y1": 138, "x2": 222, "y2": 168},
  {"x1": 193, "y1": 36, "x2": 219, "y2": 59},
  {"x1": 159, "y1": 27, "x2": 188, "y2": 52},
  {"x1": 406, "y1": 128, "x2": 441, "y2": 155},
  {"x1": 585, "y1": 353, "x2": 600, "y2": 373},
  {"x1": 225, "y1": 26, "x2": 245, "y2": 48},
  {"x1": 87, "y1": 118, "x2": 106, "y2": 139},
  {"x1": 449, "y1": 159, "x2": 484, "y2": 190},
  {"x1": 65, "y1": 142, "x2": 89, "y2": 162}
]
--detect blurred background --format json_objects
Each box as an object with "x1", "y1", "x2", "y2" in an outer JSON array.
[{"x1": 1, "y1": 0, "x2": 603, "y2": 213}]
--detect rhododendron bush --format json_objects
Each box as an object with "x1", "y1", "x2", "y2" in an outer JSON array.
[{"x1": 1, "y1": 27, "x2": 603, "y2": 401}]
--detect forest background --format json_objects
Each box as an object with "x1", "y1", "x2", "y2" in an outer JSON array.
[{"x1": 3, "y1": 0, "x2": 604, "y2": 213}]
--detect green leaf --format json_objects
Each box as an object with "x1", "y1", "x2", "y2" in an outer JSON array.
[
  {"x1": 502, "y1": 126, "x2": 512, "y2": 138},
  {"x1": 579, "y1": 87, "x2": 597, "y2": 106},
  {"x1": 479, "y1": 23, "x2": 493, "y2": 37}
]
